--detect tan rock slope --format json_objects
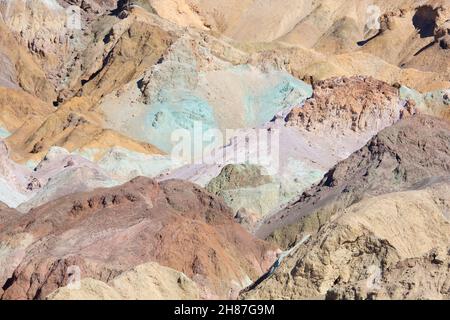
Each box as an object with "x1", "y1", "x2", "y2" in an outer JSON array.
[
  {"x1": 6, "y1": 100, "x2": 164, "y2": 165},
  {"x1": 239, "y1": 115, "x2": 450, "y2": 300},
  {"x1": 1, "y1": 2, "x2": 167, "y2": 166},
  {"x1": 242, "y1": 179, "x2": 450, "y2": 300},
  {"x1": 47, "y1": 262, "x2": 200, "y2": 300},
  {"x1": 1, "y1": 0, "x2": 448, "y2": 170},
  {"x1": 0, "y1": 18, "x2": 56, "y2": 100},
  {"x1": 327, "y1": 245, "x2": 450, "y2": 300},
  {"x1": 0, "y1": 87, "x2": 53, "y2": 134}
]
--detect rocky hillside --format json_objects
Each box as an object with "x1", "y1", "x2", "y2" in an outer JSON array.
[
  {"x1": 0, "y1": 177, "x2": 276, "y2": 300},
  {"x1": 257, "y1": 115, "x2": 450, "y2": 247},
  {"x1": 242, "y1": 116, "x2": 450, "y2": 299},
  {"x1": 242, "y1": 178, "x2": 450, "y2": 300},
  {"x1": 0, "y1": 0, "x2": 449, "y2": 301}
]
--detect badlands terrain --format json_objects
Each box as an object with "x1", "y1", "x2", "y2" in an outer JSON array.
[{"x1": 0, "y1": 0, "x2": 449, "y2": 300}]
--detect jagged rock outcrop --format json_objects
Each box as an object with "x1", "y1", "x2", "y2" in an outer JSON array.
[{"x1": 286, "y1": 76, "x2": 415, "y2": 134}]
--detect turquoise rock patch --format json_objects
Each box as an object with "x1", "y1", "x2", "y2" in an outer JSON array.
[
  {"x1": 244, "y1": 73, "x2": 313, "y2": 126},
  {"x1": 0, "y1": 127, "x2": 11, "y2": 139},
  {"x1": 399, "y1": 86, "x2": 425, "y2": 107},
  {"x1": 144, "y1": 89, "x2": 218, "y2": 153}
]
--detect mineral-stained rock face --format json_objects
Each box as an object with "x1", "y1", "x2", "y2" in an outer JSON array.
[
  {"x1": 0, "y1": 142, "x2": 31, "y2": 207},
  {"x1": 166, "y1": 76, "x2": 411, "y2": 229},
  {"x1": 257, "y1": 115, "x2": 450, "y2": 248},
  {"x1": 207, "y1": 164, "x2": 273, "y2": 195},
  {"x1": 400, "y1": 86, "x2": 450, "y2": 122},
  {"x1": 0, "y1": 177, "x2": 276, "y2": 300},
  {"x1": 285, "y1": 76, "x2": 412, "y2": 134},
  {"x1": 206, "y1": 164, "x2": 276, "y2": 226}
]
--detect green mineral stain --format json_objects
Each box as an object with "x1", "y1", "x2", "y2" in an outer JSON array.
[{"x1": 0, "y1": 127, "x2": 11, "y2": 139}]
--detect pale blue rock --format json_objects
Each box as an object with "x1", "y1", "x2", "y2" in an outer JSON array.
[
  {"x1": 400, "y1": 86, "x2": 449, "y2": 117},
  {"x1": 0, "y1": 127, "x2": 10, "y2": 139}
]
